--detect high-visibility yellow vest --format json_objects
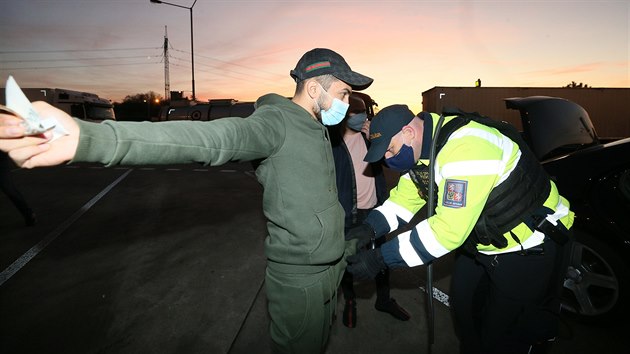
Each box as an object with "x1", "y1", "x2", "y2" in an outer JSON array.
[{"x1": 371, "y1": 113, "x2": 574, "y2": 267}]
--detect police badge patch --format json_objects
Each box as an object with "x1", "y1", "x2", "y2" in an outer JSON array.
[{"x1": 443, "y1": 179, "x2": 467, "y2": 208}]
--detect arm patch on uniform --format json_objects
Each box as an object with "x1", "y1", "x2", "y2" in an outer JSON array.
[{"x1": 443, "y1": 179, "x2": 467, "y2": 208}]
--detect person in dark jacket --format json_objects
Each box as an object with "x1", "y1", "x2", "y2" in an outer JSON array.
[{"x1": 328, "y1": 94, "x2": 410, "y2": 328}]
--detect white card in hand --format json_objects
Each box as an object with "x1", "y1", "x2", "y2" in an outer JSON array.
[{"x1": 4, "y1": 75, "x2": 68, "y2": 140}]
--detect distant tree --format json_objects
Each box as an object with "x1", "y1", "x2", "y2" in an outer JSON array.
[
  {"x1": 565, "y1": 81, "x2": 590, "y2": 88},
  {"x1": 113, "y1": 91, "x2": 163, "y2": 121}
]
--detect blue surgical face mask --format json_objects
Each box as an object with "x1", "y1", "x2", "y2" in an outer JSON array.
[
  {"x1": 385, "y1": 142, "x2": 416, "y2": 172},
  {"x1": 347, "y1": 112, "x2": 367, "y2": 131},
  {"x1": 317, "y1": 84, "x2": 349, "y2": 126}
]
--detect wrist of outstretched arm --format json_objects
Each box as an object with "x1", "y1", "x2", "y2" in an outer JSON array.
[{"x1": 71, "y1": 119, "x2": 117, "y2": 165}]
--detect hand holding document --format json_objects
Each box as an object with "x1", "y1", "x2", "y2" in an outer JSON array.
[
  {"x1": 1, "y1": 75, "x2": 68, "y2": 140},
  {"x1": 0, "y1": 76, "x2": 79, "y2": 168}
]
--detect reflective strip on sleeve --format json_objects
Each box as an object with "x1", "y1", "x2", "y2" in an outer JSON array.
[
  {"x1": 416, "y1": 219, "x2": 450, "y2": 258},
  {"x1": 439, "y1": 127, "x2": 519, "y2": 186},
  {"x1": 450, "y1": 127, "x2": 512, "y2": 153},
  {"x1": 440, "y1": 160, "x2": 505, "y2": 180},
  {"x1": 396, "y1": 219, "x2": 451, "y2": 266},
  {"x1": 397, "y1": 230, "x2": 424, "y2": 266},
  {"x1": 374, "y1": 199, "x2": 415, "y2": 230}
]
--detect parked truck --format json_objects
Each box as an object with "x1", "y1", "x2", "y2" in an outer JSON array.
[
  {"x1": 155, "y1": 99, "x2": 255, "y2": 122},
  {"x1": 0, "y1": 87, "x2": 115, "y2": 122}
]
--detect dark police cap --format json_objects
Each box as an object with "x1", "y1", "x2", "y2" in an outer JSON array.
[
  {"x1": 290, "y1": 48, "x2": 373, "y2": 90},
  {"x1": 364, "y1": 104, "x2": 415, "y2": 162}
]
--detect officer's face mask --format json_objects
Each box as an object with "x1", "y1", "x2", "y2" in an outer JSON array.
[
  {"x1": 385, "y1": 136, "x2": 416, "y2": 172},
  {"x1": 316, "y1": 84, "x2": 349, "y2": 126},
  {"x1": 347, "y1": 112, "x2": 367, "y2": 131}
]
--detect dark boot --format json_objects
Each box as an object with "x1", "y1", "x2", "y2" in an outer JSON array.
[
  {"x1": 374, "y1": 268, "x2": 411, "y2": 321},
  {"x1": 375, "y1": 298, "x2": 411, "y2": 321}
]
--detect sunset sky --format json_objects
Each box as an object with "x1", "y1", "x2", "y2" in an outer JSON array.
[{"x1": 1, "y1": 0, "x2": 628, "y2": 114}]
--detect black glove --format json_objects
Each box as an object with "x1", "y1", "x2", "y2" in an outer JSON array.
[
  {"x1": 346, "y1": 248, "x2": 386, "y2": 280},
  {"x1": 345, "y1": 223, "x2": 376, "y2": 249}
]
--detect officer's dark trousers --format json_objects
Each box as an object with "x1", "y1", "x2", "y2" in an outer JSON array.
[{"x1": 450, "y1": 238, "x2": 571, "y2": 354}]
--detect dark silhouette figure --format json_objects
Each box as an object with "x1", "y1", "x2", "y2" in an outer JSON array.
[{"x1": 1, "y1": 151, "x2": 36, "y2": 226}]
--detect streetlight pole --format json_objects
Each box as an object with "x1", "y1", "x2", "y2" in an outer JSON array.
[{"x1": 150, "y1": 0, "x2": 197, "y2": 101}]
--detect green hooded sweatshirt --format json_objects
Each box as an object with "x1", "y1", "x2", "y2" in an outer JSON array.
[{"x1": 73, "y1": 93, "x2": 345, "y2": 265}]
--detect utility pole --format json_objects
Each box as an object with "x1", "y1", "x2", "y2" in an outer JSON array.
[
  {"x1": 150, "y1": 0, "x2": 197, "y2": 101},
  {"x1": 163, "y1": 26, "x2": 170, "y2": 101}
]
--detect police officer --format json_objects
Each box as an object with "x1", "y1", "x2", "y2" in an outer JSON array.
[{"x1": 345, "y1": 104, "x2": 574, "y2": 353}]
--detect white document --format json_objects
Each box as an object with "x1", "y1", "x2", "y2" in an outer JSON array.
[{"x1": 3, "y1": 75, "x2": 68, "y2": 140}]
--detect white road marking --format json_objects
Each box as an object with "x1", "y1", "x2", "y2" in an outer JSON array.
[
  {"x1": 419, "y1": 285, "x2": 450, "y2": 307},
  {"x1": 0, "y1": 169, "x2": 133, "y2": 287}
]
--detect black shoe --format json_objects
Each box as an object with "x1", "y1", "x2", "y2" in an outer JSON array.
[
  {"x1": 375, "y1": 298, "x2": 410, "y2": 321},
  {"x1": 342, "y1": 299, "x2": 357, "y2": 328},
  {"x1": 24, "y1": 212, "x2": 37, "y2": 226}
]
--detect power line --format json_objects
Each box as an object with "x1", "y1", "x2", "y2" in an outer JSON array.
[
  {"x1": 0, "y1": 47, "x2": 161, "y2": 54},
  {"x1": 170, "y1": 51, "x2": 285, "y2": 84},
  {"x1": 1, "y1": 55, "x2": 161, "y2": 64},
  {"x1": 171, "y1": 48, "x2": 284, "y2": 79},
  {"x1": 1, "y1": 61, "x2": 162, "y2": 70},
  {"x1": 170, "y1": 59, "x2": 287, "y2": 90}
]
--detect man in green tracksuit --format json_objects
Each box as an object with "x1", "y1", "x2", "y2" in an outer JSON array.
[{"x1": 0, "y1": 48, "x2": 373, "y2": 353}]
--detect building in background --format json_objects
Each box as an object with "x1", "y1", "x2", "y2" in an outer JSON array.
[{"x1": 422, "y1": 87, "x2": 629, "y2": 139}]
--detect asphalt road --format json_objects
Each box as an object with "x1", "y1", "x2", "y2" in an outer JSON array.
[{"x1": 1, "y1": 162, "x2": 627, "y2": 354}]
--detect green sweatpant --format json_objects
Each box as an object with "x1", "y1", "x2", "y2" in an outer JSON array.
[{"x1": 265, "y1": 240, "x2": 355, "y2": 354}]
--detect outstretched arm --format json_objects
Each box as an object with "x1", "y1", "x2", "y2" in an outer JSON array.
[{"x1": 0, "y1": 101, "x2": 80, "y2": 168}]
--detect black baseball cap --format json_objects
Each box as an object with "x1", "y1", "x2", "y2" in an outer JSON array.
[
  {"x1": 364, "y1": 104, "x2": 415, "y2": 162},
  {"x1": 290, "y1": 48, "x2": 373, "y2": 90}
]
